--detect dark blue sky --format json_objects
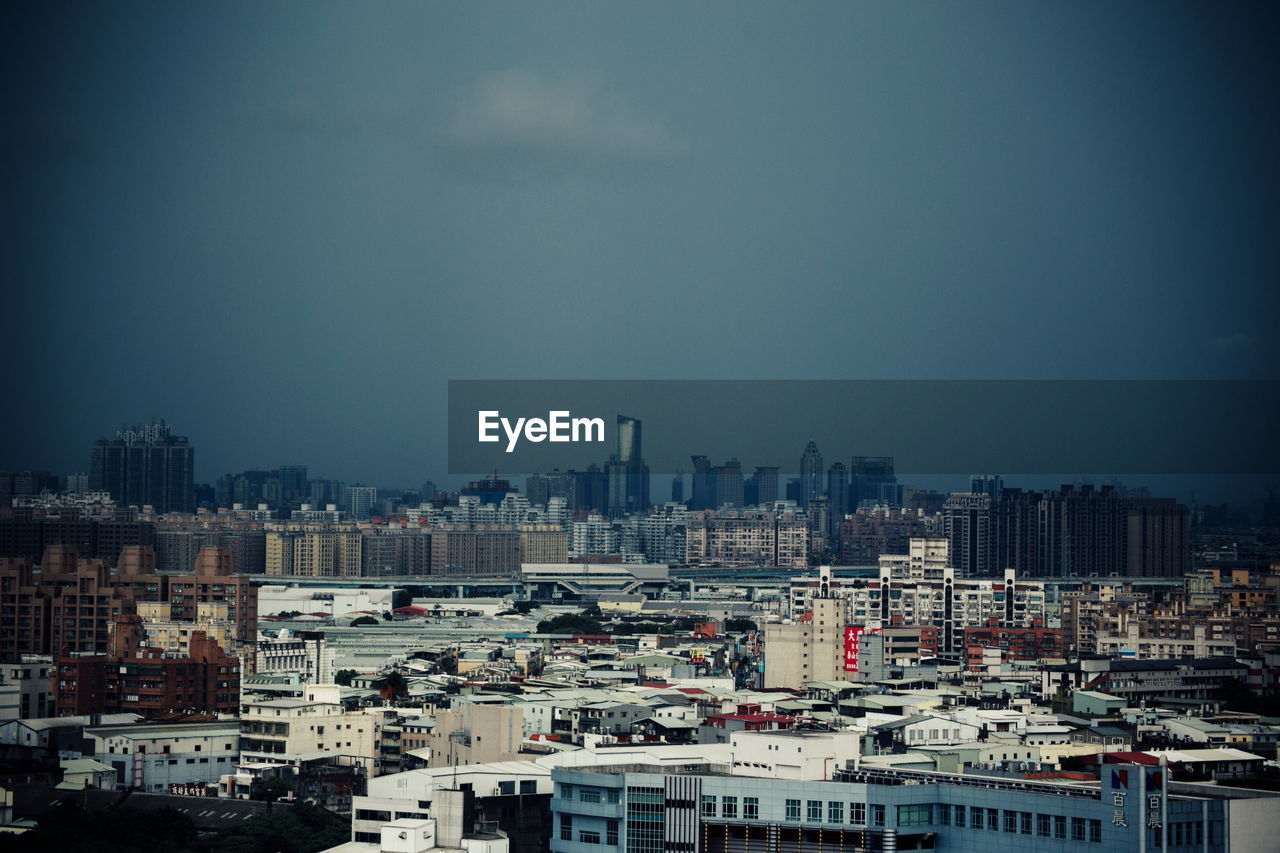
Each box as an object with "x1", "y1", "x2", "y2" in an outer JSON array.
[{"x1": 4, "y1": 1, "x2": 1277, "y2": 499}]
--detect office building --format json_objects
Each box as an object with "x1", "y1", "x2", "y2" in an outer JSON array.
[
  {"x1": 690, "y1": 456, "x2": 716, "y2": 511},
  {"x1": 850, "y1": 456, "x2": 898, "y2": 508},
  {"x1": 714, "y1": 459, "x2": 744, "y2": 509}
]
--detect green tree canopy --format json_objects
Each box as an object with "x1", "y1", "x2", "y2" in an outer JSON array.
[{"x1": 536, "y1": 612, "x2": 605, "y2": 634}]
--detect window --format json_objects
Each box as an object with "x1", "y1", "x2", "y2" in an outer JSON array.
[
  {"x1": 872, "y1": 805, "x2": 885, "y2": 827},
  {"x1": 850, "y1": 803, "x2": 866, "y2": 825},
  {"x1": 808, "y1": 800, "x2": 822, "y2": 822},
  {"x1": 897, "y1": 804, "x2": 932, "y2": 827},
  {"x1": 828, "y1": 802, "x2": 843, "y2": 824},
  {"x1": 986, "y1": 808, "x2": 999, "y2": 831},
  {"x1": 605, "y1": 788, "x2": 620, "y2": 804},
  {"x1": 955, "y1": 805, "x2": 967, "y2": 828},
  {"x1": 1054, "y1": 815, "x2": 1067, "y2": 839},
  {"x1": 722, "y1": 797, "x2": 737, "y2": 819},
  {"x1": 579, "y1": 830, "x2": 601, "y2": 844},
  {"x1": 1037, "y1": 814, "x2": 1051, "y2": 837},
  {"x1": 606, "y1": 820, "x2": 619, "y2": 846},
  {"x1": 1072, "y1": 818, "x2": 1086, "y2": 841},
  {"x1": 582, "y1": 789, "x2": 602, "y2": 804},
  {"x1": 1021, "y1": 812, "x2": 1033, "y2": 835},
  {"x1": 702, "y1": 795, "x2": 717, "y2": 817},
  {"x1": 560, "y1": 815, "x2": 572, "y2": 842},
  {"x1": 939, "y1": 805, "x2": 950, "y2": 825},
  {"x1": 498, "y1": 781, "x2": 515, "y2": 795},
  {"x1": 1004, "y1": 810, "x2": 1018, "y2": 833},
  {"x1": 561, "y1": 784, "x2": 574, "y2": 800},
  {"x1": 744, "y1": 797, "x2": 759, "y2": 820},
  {"x1": 785, "y1": 799, "x2": 801, "y2": 822}
]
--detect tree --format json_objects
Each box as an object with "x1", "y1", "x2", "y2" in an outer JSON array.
[
  {"x1": 511, "y1": 600, "x2": 537, "y2": 614},
  {"x1": 349, "y1": 615, "x2": 378, "y2": 627},
  {"x1": 334, "y1": 669, "x2": 358, "y2": 686},
  {"x1": 208, "y1": 802, "x2": 349, "y2": 853},
  {"x1": 536, "y1": 612, "x2": 605, "y2": 635},
  {"x1": 724, "y1": 618, "x2": 758, "y2": 633},
  {"x1": 0, "y1": 805, "x2": 200, "y2": 853},
  {"x1": 383, "y1": 671, "x2": 408, "y2": 700},
  {"x1": 249, "y1": 775, "x2": 293, "y2": 804}
]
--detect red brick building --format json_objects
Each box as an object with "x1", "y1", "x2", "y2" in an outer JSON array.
[
  {"x1": 963, "y1": 620, "x2": 1064, "y2": 666},
  {"x1": 56, "y1": 618, "x2": 240, "y2": 718}
]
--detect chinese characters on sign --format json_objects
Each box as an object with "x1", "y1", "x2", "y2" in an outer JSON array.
[{"x1": 843, "y1": 626, "x2": 880, "y2": 673}]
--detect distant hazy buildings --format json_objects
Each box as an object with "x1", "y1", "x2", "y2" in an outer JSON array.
[
  {"x1": 89, "y1": 419, "x2": 194, "y2": 513},
  {"x1": 798, "y1": 441, "x2": 824, "y2": 509}
]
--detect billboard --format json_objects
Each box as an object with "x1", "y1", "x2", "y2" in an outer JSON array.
[{"x1": 844, "y1": 626, "x2": 880, "y2": 673}]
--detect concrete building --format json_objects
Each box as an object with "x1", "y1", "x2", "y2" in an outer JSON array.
[
  {"x1": 266, "y1": 525, "x2": 364, "y2": 577},
  {"x1": 258, "y1": 584, "x2": 398, "y2": 617},
  {"x1": 83, "y1": 720, "x2": 241, "y2": 792},
  {"x1": 763, "y1": 591, "x2": 845, "y2": 689},
  {"x1": 427, "y1": 704, "x2": 523, "y2": 768},
  {"x1": 519, "y1": 526, "x2": 569, "y2": 565},
  {"x1": 255, "y1": 628, "x2": 335, "y2": 684},
  {"x1": 685, "y1": 509, "x2": 809, "y2": 568},
  {"x1": 1, "y1": 656, "x2": 53, "y2": 719},
  {"x1": 550, "y1": 756, "x2": 1280, "y2": 853},
  {"x1": 238, "y1": 684, "x2": 381, "y2": 778}
]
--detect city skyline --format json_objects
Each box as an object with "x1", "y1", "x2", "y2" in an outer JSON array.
[{"x1": 6, "y1": 1, "x2": 1278, "y2": 497}]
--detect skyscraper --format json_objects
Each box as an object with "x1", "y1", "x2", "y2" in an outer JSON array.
[
  {"x1": 826, "y1": 461, "x2": 848, "y2": 522},
  {"x1": 850, "y1": 455, "x2": 899, "y2": 508},
  {"x1": 689, "y1": 455, "x2": 715, "y2": 511},
  {"x1": 798, "y1": 441, "x2": 824, "y2": 508},
  {"x1": 943, "y1": 492, "x2": 993, "y2": 577},
  {"x1": 612, "y1": 414, "x2": 649, "y2": 515},
  {"x1": 89, "y1": 419, "x2": 195, "y2": 513},
  {"x1": 969, "y1": 474, "x2": 1003, "y2": 501},
  {"x1": 746, "y1": 466, "x2": 779, "y2": 507},
  {"x1": 713, "y1": 458, "x2": 744, "y2": 508}
]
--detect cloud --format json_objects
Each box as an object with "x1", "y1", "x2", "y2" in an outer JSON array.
[{"x1": 445, "y1": 70, "x2": 685, "y2": 166}]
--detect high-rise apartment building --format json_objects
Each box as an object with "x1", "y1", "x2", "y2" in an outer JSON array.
[
  {"x1": 942, "y1": 493, "x2": 993, "y2": 578},
  {"x1": 266, "y1": 525, "x2": 363, "y2": 577},
  {"x1": 685, "y1": 508, "x2": 809, "y2": 567},
  {"x1": 89, "y1": 419, "x2": 194, "y2": 513}
]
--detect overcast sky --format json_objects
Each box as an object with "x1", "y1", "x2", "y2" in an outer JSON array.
[{"x1": 4, "y1": 1, "x2": 1277, "y2": 499}]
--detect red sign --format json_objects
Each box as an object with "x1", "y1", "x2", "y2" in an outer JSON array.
[{"x1": 843, "y1": 626, "x2": 880, "y2": 672}]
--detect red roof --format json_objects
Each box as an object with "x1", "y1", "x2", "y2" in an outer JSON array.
[{"x1": 1101, "y1": 752, "x2": 1160, "y2": 765}]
